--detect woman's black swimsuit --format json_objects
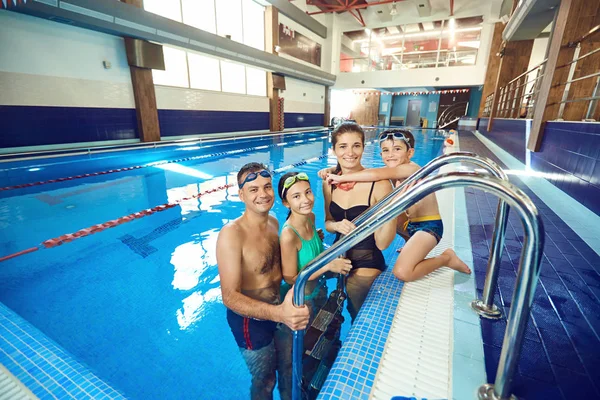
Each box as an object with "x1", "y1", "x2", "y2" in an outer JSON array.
[{"x1": 329, "y1": 182, "x2": 386, "y2": 271}]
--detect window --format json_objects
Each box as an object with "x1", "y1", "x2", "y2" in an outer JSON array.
[
  {"x1": 242, "y1": 0, "x2": 265, "y2": 51},
  {"x1": 153, "y1": 46, "x2": 189, "y2": 88},
  {"x1": 216, "y1": 0, "x2": 243, "y2": 43},
  {"x1": 220, "y1": 61, "x2": 246, "y2": 94},
  {"x1": 246, "y1": 67, "x2": 267, "y2": 96},
  {"x1": 148, "y1": 1, "x2": 267, "y2": 97},
  {"x1": 188, "y1": 52, "x2": 221, "y2": 91},
  {"x1": 144, "y1": 0, "x2": 182, "y2": 22},
  {"x1": 182, "y1": 0, "x2": 216, "y2": 34}
]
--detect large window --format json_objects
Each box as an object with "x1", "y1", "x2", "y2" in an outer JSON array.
[
  {"x1": 146, "y1": 0, "x2": 267, "y2": 97},
  {"x1": 340, "y1": 16, "x2": 483, "y2": 72}
]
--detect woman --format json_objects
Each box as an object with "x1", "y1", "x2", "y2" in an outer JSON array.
[
  {"x1": 278, "y1": 171, "x2": 352, "y2": 317},
  {"x1": 323, "y1": 122, "x2": 396, "y2": 322}
]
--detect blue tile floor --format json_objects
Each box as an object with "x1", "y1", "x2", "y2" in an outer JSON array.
[{"x1": 459, "y1": 130, "x2": 600, "y2": 399}]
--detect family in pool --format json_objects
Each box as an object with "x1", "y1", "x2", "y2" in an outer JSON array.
[{"x1": 215, "y1": 122, "x2": 471, "y2": 400}]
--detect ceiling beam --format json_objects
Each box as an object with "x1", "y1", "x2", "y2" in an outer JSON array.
[{"x1": 307, "y1": 0, "x2": 401, "y2": 16}]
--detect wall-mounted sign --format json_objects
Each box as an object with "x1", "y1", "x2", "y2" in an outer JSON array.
[{"x1": 279, "y1": 24, "x2": 321, "y2": 67}]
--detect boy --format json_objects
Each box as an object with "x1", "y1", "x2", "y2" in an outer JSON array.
[{"x1": 323, "y1": 129, "x2": 470, "y2": 282}]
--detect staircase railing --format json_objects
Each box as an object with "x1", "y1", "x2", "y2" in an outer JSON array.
[
  {"x1": 292, "y1": 169, "x2": 544, "y2": 400},
  {"x1": 438, "y1": 101, "x2": 469, "y2": 128}
]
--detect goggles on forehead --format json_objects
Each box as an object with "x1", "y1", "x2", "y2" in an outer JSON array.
[
  {"x1": 239, "y1": 169, "x2": 272, "y2": 189},
  {"x1": 378, "y1": 131, "x2": 412, "y2": 148},
  {"x1": 281, "y1": 173, "x2": 310, "y2": 197}
]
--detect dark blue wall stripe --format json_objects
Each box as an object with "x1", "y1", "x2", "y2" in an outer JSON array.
[
  {"x1": 531, "y1": 121, "x2": 600, "y2": 216},
  {"x1": 0, "y1": 106, "x2": 138, "y2": 148},
  {"x1": 478, "y1": 118, "x2": 527, "y2": 163},
  {"x1": 284, "y1": 113, "x2": 324, "y2": 129},
  {"x1": 0, "y1": 106, "x2": 275, "y2": 148},
  {"x1": 158, "y1": 109, "x2": 269, "y2": 137}
]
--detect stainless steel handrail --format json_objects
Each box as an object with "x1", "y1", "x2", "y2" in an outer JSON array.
[
  {"x1": 352, "y1": 151, "x2": 509, "y2": 319},
  {"x1": 291, "y1": 172, "x2": 544, "y2": 400}
]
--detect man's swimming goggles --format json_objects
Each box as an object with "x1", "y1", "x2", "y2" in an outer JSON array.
[
  {"x1": 239, "y1": 169, "x2": 272, "y2": 189},
  {"x1": 378, "y1": 131, "x2": 412, "y2": 148},
  {"x1": 281, "y1": 172, "x2": 310, "y2": 197}
]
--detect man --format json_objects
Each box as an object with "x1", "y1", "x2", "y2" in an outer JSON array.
[{"x1": 216, "y1": 162, "x2": 310, "y2": 400}]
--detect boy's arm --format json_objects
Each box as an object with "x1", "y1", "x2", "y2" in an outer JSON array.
[{"x1": 329, "y1": 163, "x2": 420, "y2": 183}]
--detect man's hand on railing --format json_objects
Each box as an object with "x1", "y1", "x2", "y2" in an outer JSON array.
[{"x1": 279, "y1": 289, "x2": 310, "y2": 331}]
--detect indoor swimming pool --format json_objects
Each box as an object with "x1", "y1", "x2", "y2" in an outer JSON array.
[{"x1": 0, "y1": 128, "x2": 444, "y2": 399}]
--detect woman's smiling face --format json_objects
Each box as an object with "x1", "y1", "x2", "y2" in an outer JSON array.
[{"x1": 334, "y1": 132, "x2": 364, "y2": 169}]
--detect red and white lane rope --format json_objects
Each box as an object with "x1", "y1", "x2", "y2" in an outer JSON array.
[{"x1": 0, "y1": 153, "x2": 330, "y2": 262}]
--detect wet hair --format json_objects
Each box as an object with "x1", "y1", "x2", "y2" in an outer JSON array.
[
  {"x1": 330, "y1": 122, "x2": 365, "y2": 174},
  {"x1": 380, "y1": 128, "x2": 415, "y2": 150},
  {"x1": 237, "y1": 162, "x2": 269, "y2": 186},
  {"x1": 278, "y1": 171, "x2": 310, "y2": 220}
]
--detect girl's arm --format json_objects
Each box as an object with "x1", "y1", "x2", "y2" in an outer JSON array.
[{"x1": 328, "y1": 164, "x2": 420, "y2": 184}]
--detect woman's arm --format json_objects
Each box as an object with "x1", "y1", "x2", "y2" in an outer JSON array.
[
  {"x1": 328, "y1": 164, "x2": 420, "y2": 184},
  {"x1": 371, "y1": 180, "x2": 397, "y2": 250}
]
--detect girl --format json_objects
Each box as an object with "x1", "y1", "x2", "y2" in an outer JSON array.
[{"x1": 278, "y1": 171, "x2": 352, "y2": 317}]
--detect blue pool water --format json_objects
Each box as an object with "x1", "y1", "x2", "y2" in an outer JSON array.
[{"x1": 0, "y1": 129, "x2": 443, "y2": 399}]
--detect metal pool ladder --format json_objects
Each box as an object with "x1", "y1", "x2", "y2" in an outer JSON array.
[{"x1": 291, "y1": 152, "x2": 545, "y2": 400}]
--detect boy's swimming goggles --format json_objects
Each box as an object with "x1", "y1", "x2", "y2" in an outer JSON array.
[
  {"x1": 281, "y1": 172, "x2": 310, "y2": 196},
  {"x1": 239, "y1": 169, "x2": 272, "y2": 189},
  {"x1": 378, "y1": 130, "x2": 412, "y2": 148}
]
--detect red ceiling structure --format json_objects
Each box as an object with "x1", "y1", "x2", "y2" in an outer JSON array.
[
  {"x1": 302, "y1": 0, "x2": 456, "y2": 27},
  {"x1": 305, "y1": 0, "x2": 403, "y2": 27}
]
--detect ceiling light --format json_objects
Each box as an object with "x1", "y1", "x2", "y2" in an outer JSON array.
[{"x1": 390, "y1": 3, "x2": 398, "y2": 16}]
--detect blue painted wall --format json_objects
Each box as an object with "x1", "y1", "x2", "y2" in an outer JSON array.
[
  {"x1": 379, "y1": 93, "x2": 393, "y2": 126},
  {"x1": 478, "y1": 118, "x2": 528, "y2": 164},
  {"x1": 391, "y1": 94, "x2": 440, "y2": 127},
  {"x1": 467, "y1": 87, "x2": 483, "y2": 118},
  {"x1": 531, "y1": 122, "x2": 600, "y2": 215}
]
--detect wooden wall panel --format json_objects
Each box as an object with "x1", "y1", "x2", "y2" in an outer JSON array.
[
  {"x1": 350, "y1": 92, "x2": 380, "y2": 126},
  {"x1": 479, "y1": 23, "x2": 505, "y2": 117},
  {"x1": 121, "y1": 0, "x2": 160, "y2": 142}
]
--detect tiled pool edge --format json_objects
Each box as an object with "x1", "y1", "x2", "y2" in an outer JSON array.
[
  {"x1": 452, "y1": 135, "x2": 488, "y2": 400},
  {"x1": 0, "y1": 302, "x2": 126, "y2": 399},
  {"x1": 318, "y1": 238, "x2": 404, "y2": 400}
]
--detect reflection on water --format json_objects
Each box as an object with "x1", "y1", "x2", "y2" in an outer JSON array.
[{"x1": 176, "y1": 287, "x2": 222, "y2": 330}]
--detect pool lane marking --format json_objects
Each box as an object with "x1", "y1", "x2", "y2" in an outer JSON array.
[
  {"x1": 0, "y1": 154, "x2": 330, "y2": 263},
  {"x1": 0, "y1": 135, "x2": 328, "y2": 192}
]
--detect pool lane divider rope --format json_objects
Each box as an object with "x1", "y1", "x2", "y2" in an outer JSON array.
[
  {"x1": 0, "y1": 135, "x2": 328, "y2": 192},
  {"x1": 0, "y1": 153, "x2": 330, "y2": 263}
]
